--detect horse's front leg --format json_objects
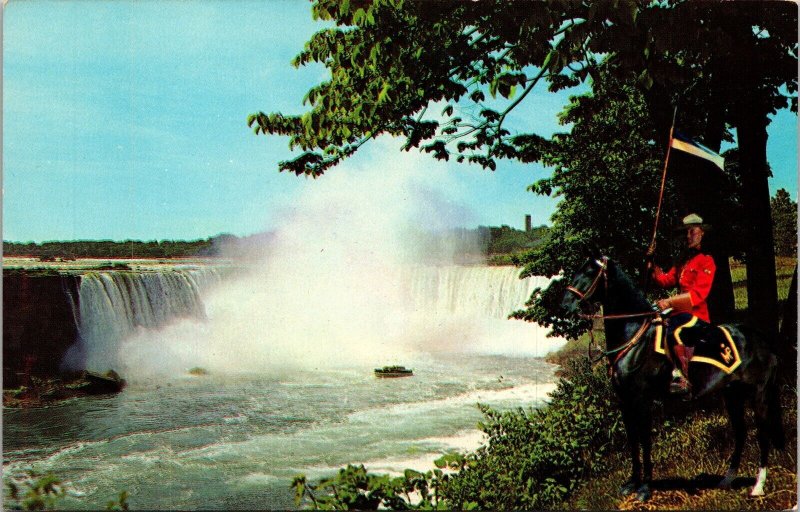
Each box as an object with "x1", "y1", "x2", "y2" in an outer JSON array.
[
  {"x1": 751, "y1": 381, "x2": 773, "y2": 497},
  {"x1": 619, "y1": 402, "x2": 642, "y2": 496}
]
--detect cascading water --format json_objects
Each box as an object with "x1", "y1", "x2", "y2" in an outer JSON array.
[
  {"x1": 57, "y1": 260, "x2": 560, "y2": 379},
  {"x1": 407, "y1": 266, "x2": 546, "y2": 318},
  {"x1": 63, "y1": 268, "x2": 222, "y2": 371},
  {"x1": 5, "y1": 262, "x2": 564, "y2": 510}
]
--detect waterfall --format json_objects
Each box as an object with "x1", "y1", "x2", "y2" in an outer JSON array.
[
  {"x1": 63, "y1": 264, "x2": 559, "y2": 377},
  {"x1": 406, "y1": 266, "x2": 547, "y2": 319},
  {"x1": 63, "y1": 268, "x2": 222, "y2": 371}
]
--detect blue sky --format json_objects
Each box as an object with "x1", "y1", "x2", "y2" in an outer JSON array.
[{"x1": 3, "y1": 1, "x2": 797, "y2": 243}]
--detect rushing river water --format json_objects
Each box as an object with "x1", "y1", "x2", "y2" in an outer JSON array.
[
  {"x1": 4, "y1": 354, "x2": 557, "y2": 509},
  {"x1": 4, "y1": 263, "x2": 563, "y2": 509}
]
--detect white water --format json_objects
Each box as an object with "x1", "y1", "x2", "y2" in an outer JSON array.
[
  {"x1": 5, "y1": 143, "x2": 567, "y2": 509},
  {"x1": 4, "y1": 356, "x2": 559, "y2": 509},
  {"x1": 65, "y1": 264, "x2": 559, "y2": 380},
  {"x1": 62, "y1": 268, "x2": 223, "y2": 371},
  {"x1": 5, "y1": 264, "x2": 564, "y2": 509}
]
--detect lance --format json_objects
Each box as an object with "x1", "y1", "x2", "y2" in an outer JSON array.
[{"x1": 642, "y1": 104, "x2": 678, "y2": 292}]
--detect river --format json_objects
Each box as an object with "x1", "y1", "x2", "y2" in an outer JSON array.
[
  {"x1": 4, "y1": 354, "x2": 558, "y2": 509},
  {"x1": 3, "y1": 262, "x2": 563, "y2": 509}
]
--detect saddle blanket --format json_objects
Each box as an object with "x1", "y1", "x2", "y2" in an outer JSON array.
[{"x1": 654, "y1": 314, "x2": 742, "y2": 374}]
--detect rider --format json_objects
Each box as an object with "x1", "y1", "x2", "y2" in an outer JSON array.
[{"x1": 650, "y1": 213, "x2": 716, "y2": 394}]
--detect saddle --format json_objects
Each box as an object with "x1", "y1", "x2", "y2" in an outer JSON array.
[{"x1": 654, "y1": 313, "x2": 742, "y2": 374}]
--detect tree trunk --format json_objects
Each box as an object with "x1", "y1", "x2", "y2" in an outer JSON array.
[
  {"x1": 734, "y1": 112, "x2": 779, "y2": 335},
  {"x1": 702, "y1": 97, "x2": 736, "y2": 323}
]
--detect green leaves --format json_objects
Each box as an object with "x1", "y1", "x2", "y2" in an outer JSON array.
[
  {"x1": 438, "y1": 359, "x2": 624, "y2": 510},
  {"x1": 511, "y1": 76, "x2": 671, "y2": 339},
  {"x1": 433, "y1": 452, "x2": 467, "y2": 470},
  {"x1": 488, "y1": 72, "x2": 527, "y2": 99},
  {"x1": 105, "y1": 491, "x2": 129, "y2": 511},
  {"x1": 6, "y1": 472, "x2": 66, "y2": 511},
  {"x1": 771, "y1": 188, "x2": 798, "y2": 257},
  {"x1": 250, "y1": 1, "x2": 585, "y2": 175},
  {"x1": 253, "y1": 0, "x2": 796, "y2": 182},
  {"x1": 291, "y1": 462, "x2": 452, "y2": 509}
]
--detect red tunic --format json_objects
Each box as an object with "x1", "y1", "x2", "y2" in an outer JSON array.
[{"x1": 653, "y1": 252, "x2": 716, "y2": 322}]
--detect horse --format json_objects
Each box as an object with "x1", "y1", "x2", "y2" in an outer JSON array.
[{"x1": 560, "y1": 253, "x2": 784, "y2": 501}]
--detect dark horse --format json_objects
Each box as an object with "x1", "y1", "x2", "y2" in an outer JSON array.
[{"x1": 561, "y1": 253, "x2": 784, "y2": 501}]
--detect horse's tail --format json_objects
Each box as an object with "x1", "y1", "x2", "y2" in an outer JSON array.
[{"x1": 766, "y1": 369, "x2": 785, "y2": 450}]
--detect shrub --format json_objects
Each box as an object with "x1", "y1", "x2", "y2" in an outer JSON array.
[
  {"x1": 440, "y1": 357, "x2": 624, "y2": 509},
  {"x1": 6, "y1": 473, "x2": 65, "y2": 511}
]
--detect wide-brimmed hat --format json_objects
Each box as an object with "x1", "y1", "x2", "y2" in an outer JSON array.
[{"x1": 674, "y1": 213, "x2": 712, "y2": 232}]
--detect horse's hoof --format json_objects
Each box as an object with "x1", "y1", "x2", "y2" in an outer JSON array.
[
  {"x1": 750, "y1": 467, "x2": 768, "y2": 497},
  {"x1": 636, "y1": 484, "x2": 652, "y2": 502},
  {"x1": 619, "y1": 480, "x2": 638, "y2": 496}
]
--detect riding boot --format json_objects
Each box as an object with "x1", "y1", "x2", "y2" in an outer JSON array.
[{"x1": 669, "y1": 345, "x2": 693, "y2": 396}]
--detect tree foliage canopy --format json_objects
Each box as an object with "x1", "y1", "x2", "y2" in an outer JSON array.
[
  {"x1": 252, "y1": 0, "x2": 797, "y2": 335},
  {"x1": 251, "y1": 0, "x2": 796, "y2": 177}
]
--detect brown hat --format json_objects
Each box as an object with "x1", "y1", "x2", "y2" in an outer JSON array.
[{"x1": 675, "y1": 213, "x2": 712, "y2": 232}]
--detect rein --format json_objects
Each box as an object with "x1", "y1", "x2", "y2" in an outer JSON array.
[
  {"x1": 580, "y1": 311, "x2": 658, "y2": 321},
  {"x1": 584, "y1": 315, "x2": 657, "y2": 365},
  {"x1": 567, "y1": 255, "x2": 660, "y2": 367}
]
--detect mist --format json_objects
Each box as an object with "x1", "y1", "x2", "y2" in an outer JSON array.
[{"x1": 115, "y1": 140, "x2": 563, "y2": 379}]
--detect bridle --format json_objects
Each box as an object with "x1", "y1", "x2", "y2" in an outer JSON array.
[
  {"x1": 566, "y1": 256, "x2": 608, "y2": 303},
  {"x1": 566, "y1": 255, "x2": 660, "y2": 367}
]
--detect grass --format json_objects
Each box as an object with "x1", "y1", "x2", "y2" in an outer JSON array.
[
  {"x1": 563, "y1": 389, "x2": 797, "y2": 511},
  {"x1": 550, "y1": 256, "x2": 798, "y2": 510},
  {"x1": 730, "y1": 256, "x2": 796, "y2": 312}
]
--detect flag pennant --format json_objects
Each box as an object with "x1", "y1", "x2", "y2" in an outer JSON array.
[{"x1": 670, "y1": 131, "x2": 725, "y2": 170}]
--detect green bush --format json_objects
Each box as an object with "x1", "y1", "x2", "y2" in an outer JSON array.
[
  {"x1": 440, "y1": 357, "x2": 624, "y2": 509},
  {"x1": 291, "y1": 462, "x2": 457, "y2": 509},
  {"x1": 5, "y1": 472, "x2": 129, "y2": 511},
  {"x1": 6, "y1": 473, "x2": 65, "y2": 511}
]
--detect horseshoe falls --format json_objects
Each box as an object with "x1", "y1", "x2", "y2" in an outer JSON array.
[
  {"x1": 4, "y1": 264, "x2": 564, "y2": 510},
  {"x1": 62, "y1": 268, "x2": 223, "y2": 372}
]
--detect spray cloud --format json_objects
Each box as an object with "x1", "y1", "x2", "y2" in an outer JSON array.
[{"x1": 115, "y1": 138, "x2": 562, "y2": 379}]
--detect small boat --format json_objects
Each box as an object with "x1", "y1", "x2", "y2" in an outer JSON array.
[
  {"x1": 374, "y1": 365, "x2": 413, "y2": 378},
  {"x1": 83, "y1": 370, "x2": 127, "y2": 394}
]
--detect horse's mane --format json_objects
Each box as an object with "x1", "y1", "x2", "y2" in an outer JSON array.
[{"x1": 606, "y1": 258, "x2": 653, "y2": 312}]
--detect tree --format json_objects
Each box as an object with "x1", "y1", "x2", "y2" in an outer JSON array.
[
  {"x1": 248, "y1": 0, "x2": 642, "y2": 176},
  {"x1": 771, "y1": 188, "x2": 798, "y2": 258},
  {"x1": 508, "y1": 77, "x2": 680, "y2": 337},
  {"x1": 252, "y1": 0, "x2": 797, "y2": 335}
]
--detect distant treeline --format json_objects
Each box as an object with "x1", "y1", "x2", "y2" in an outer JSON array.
[
  {"x1": 483, "y1": 224, "x2": 549, "y2": 255},
  {"x1": 3, "y1": 237, "x2": 227, "y2": 259},
  {"x1": 4, "y1": 225, "x2": 549, "y2": 260}
]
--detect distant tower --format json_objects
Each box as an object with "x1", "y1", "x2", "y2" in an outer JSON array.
[{"x1": 525, "y1": 214, "x2": 532, "y2": 232}]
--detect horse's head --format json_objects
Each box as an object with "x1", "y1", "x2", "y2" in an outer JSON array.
[{"x1": 561, "y1": 254, "x2": 609, "y2": 314}]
